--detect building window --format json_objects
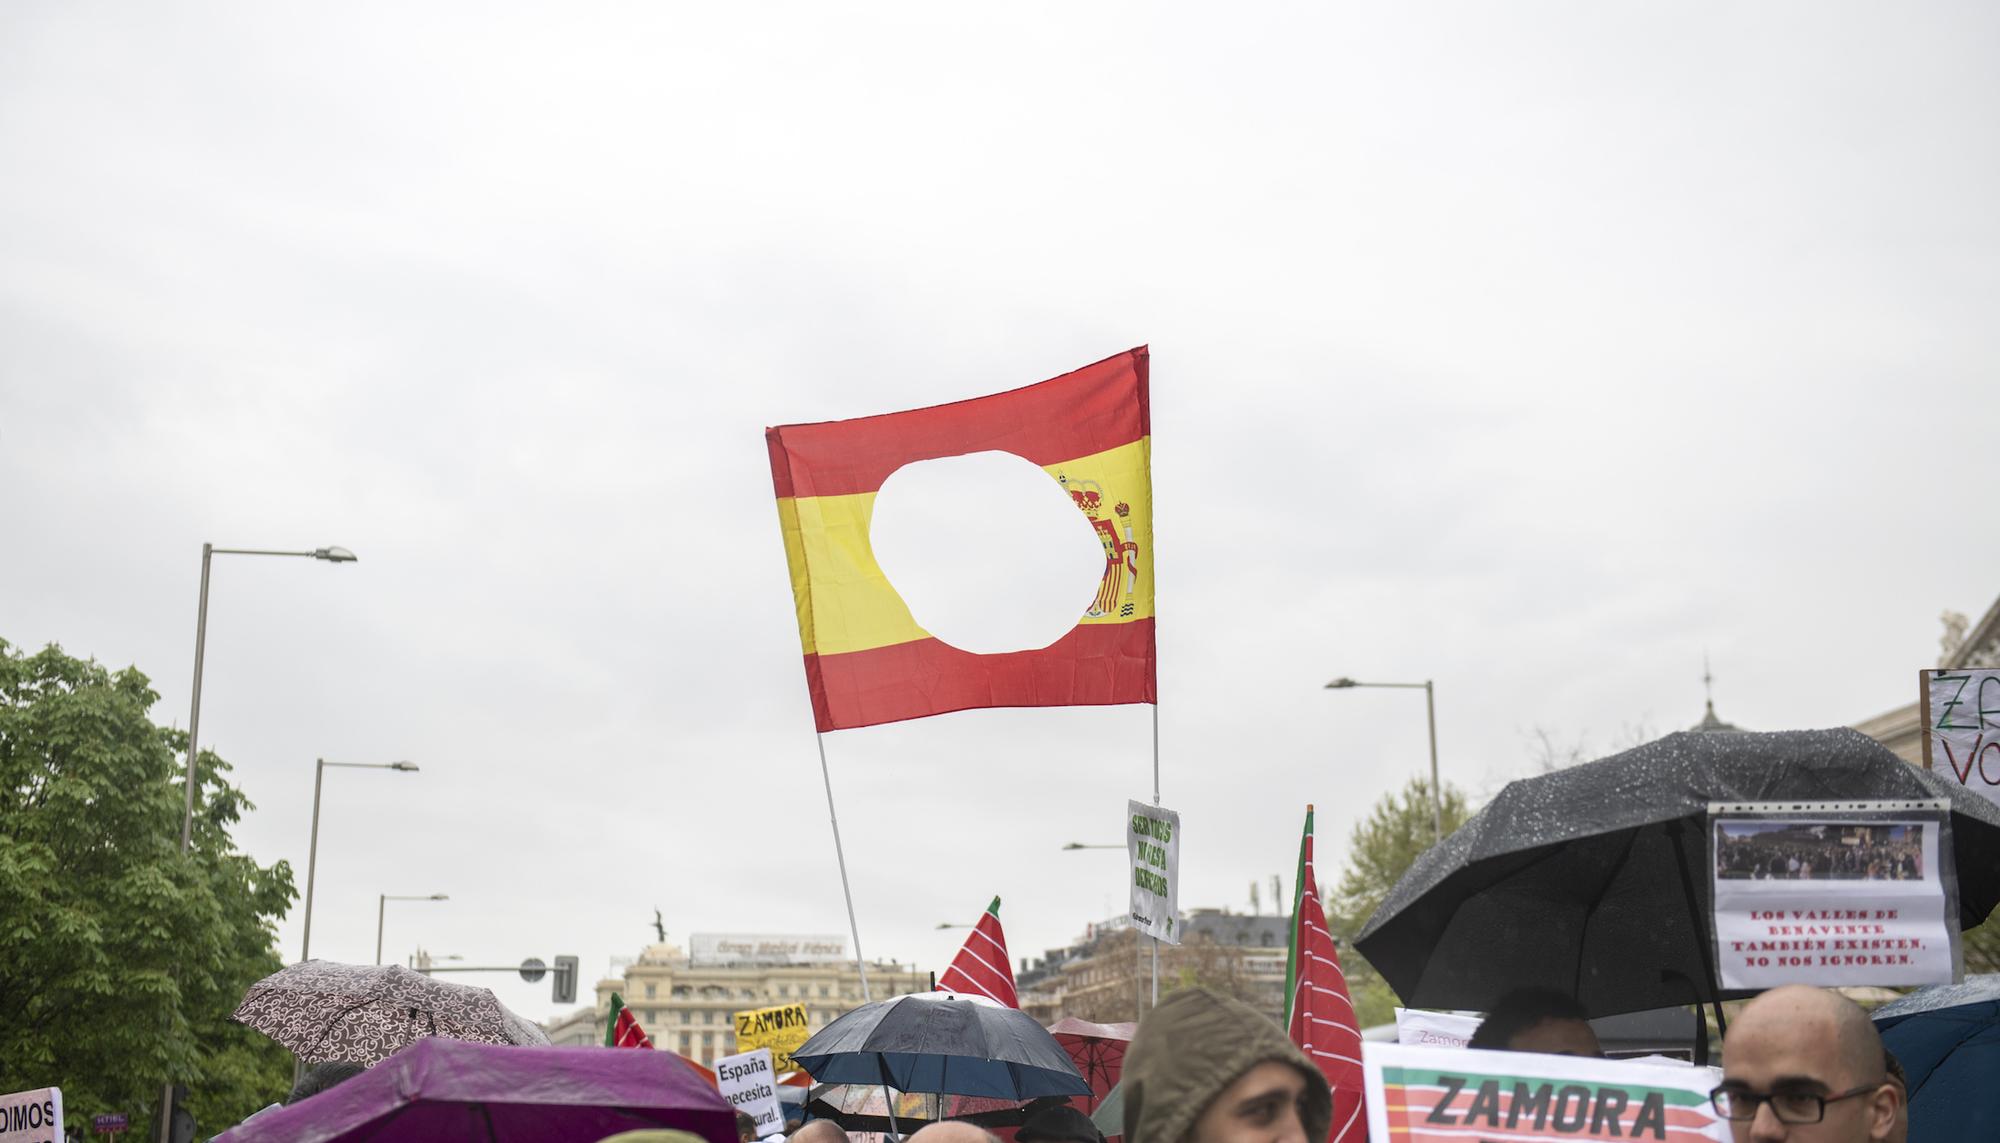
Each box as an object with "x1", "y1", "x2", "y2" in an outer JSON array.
[
  {"x1": 703, "y1": 1010, "x2": 715, "y2": 1025},
  {"x1": 819, "y1": 985, "x2": 830, "y2": 998},
  {"x1": 680, "y1": 1033, "x2": 692, "y2": 1053},
  {"x1": 703, "y1": 1032, "x2": 715, "y2": 1047},
  {"x1": 645, "y1": 983, "x2": 657, "y2": 999},
  {"x1": 778, "y1": 984, "x2": 790, "y2": 997},
  {"x1": 646, "y1": 1010, "x2": 658, "y2": 1024}
]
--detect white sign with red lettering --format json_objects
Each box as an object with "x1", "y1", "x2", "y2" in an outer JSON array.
[{"x1": 1710, "y1": 809, "x2": 1954, "y2": 989}]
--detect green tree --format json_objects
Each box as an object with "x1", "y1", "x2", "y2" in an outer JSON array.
[
  {"x1": 1327, "y1": 778, "x2": 1475, "y2": 1029},
  {"x1": 0, "y1": 640, "x2": 296, "y2": 1132}
]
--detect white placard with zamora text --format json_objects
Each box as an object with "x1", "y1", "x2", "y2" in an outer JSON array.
[
  {"x1": 0, "y1": 1087, "x2": 62, "y2": 1143},
  {"x1": 1128, "y1": 799, "x2": 1181, "y2": 945},
  {"x1": 715, "y1": 1047, "x2": 785, "y2": 1138}
]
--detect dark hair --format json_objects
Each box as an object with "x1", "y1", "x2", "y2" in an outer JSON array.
[
  {"x1": 1468, "y1": 988, "x2": 1590, "y2": 1051},
  {"x1": 1883, "y1": 1048, "x2": 1906, "y2": 1089},
  {"x1": 288, "y1": 1061, "x2": 366, "y2": 1104},
  {"x1": 1017, "y1": 1104, "x2": 1105, "y2": 1143}
]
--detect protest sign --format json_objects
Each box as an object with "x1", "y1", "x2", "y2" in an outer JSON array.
[
  {"x1": 1364, "y1": 1042, "x2": 1728, "y2": 1143},
  {"x1": 1710, "y1": 802, "x2": 1956, "y2": 990},
  {"x1": 715, "y1": 1047, "x2": 785, "y2": 1137},
  {"x1": 732, "y1": 1002, "x2": 811, "y2": 1071},
  {"x1": 91, "y1": 1114, "x2": 127, "y2": 1135},
  {"x1": 1922, "y1": 668, "x2": 2000, "y2": 809},
  {"x1": 0, "y1": 1087, "x2": 62, "y2": 1143},
  {"x1": 1394, "y1": 1007, "x2": 1481, "y2": 1048},
  {"x1": 1127, "y1": 799, "x2": 1180, "y2": 944}
]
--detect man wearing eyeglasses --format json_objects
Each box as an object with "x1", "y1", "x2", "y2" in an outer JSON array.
[{"x1": 1710, "y1": 985, "x2": 1901, "y2": 1142}]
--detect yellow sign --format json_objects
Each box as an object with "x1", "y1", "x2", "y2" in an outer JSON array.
[{"x1": 732, "y1": 1003, "x2": 811, "y2": 1071}]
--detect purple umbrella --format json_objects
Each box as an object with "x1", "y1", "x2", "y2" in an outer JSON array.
[{"x1": 215, "y1": 1038, "x2": 738, "y2": 1143}]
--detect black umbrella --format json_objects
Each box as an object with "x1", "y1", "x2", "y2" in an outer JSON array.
[
  {"x1": 1355, "y1": 729, "x2": 2000, "y2": 1027},
  {"x1": 791, "y1": 993, "x2": 1091, "y2": 1100}
]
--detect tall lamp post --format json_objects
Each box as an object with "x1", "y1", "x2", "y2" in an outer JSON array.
[
  {"x1": 302, "y1": 759, "x2": 419, "y2": 963},
  {"x1": 181, "y1": 543, "x2": 357, "y2": 852},
  {"x1": 378, "y1": 894, "x2": 449, "y2": 965},
  {"x1": 1325, "y1": 677, "x2": 1443, "y2": 842}
]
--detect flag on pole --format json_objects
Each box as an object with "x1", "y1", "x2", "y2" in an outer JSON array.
[
  {"x1": 1285, "y1": 805, "x2": 1367, "y2": 1143},
  {"x1": 936, "y1": 895, "x2": 1019, "y2": 1007},
  {"x1": 766, "y1": 347, "x2": 1155, "y2": 732},
  {"x1": 604, "y1": 992, "x2": 654, "y2": 1049}
]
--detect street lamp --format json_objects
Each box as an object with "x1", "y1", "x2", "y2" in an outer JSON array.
[
  {"x1": 180, "y1": 543, "x2": 357, "y2": 853},
  {"x1": 1325, "y1": 677, "x2": 1443, "y2": 842},
  {"x1": 935, "y1": 921, "x2": 972, "y2": 930},
  {"x1": 378, "y1": 894, "x2": 449, "y2": 965},
  {"x1": 301, "y1": 759, "x2": 419, "y2": 964}
]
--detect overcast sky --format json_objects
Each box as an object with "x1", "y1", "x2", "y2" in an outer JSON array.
[{"x1": 5, "y1": 2, "x2": 1998, "y2": 1026}]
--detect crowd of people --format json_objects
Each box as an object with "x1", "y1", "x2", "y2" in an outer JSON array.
[{"x1": 1715, "y1": 829, "x2": 1924, "y2": 882}]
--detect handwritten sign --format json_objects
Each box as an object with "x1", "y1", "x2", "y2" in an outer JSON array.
[
  {"x1": 1710, "y1": 809, "x2": 1955, "y2": 989},
  {"x1": 1365, "y1": 1043, "x2": 1727, "y2": 1143},
  {"x1": 732, "y1": 1003, "x2": 810, "y2": 1072},
  {"x1": 0, "y1": 1087, "x2": 62, "y2": 1143},
  {"x1": 1127, "y1": 799, "x2": 1181, "y2": 944},
  {"x1": 715, "y1": 1048, "x2": 785, "y2": 1138},
  {"x1": 1923, "y1": 668, "x2": 2000, "y2": 808}
]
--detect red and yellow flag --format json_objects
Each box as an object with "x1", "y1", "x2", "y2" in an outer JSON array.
[{"x1": 766, "y1": 347, "x2": 1156, "y2": 732}]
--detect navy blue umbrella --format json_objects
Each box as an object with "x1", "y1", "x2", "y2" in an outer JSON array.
[
  {"x1": 1873, "y1": 975, "x2": 2000, "y2": 1143},
  {"x1": 792, "y1": 993, "x2": 1091, "y2": 1099}
]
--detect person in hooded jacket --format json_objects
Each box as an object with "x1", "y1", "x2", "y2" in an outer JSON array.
[{"x1": 1121, "y1": 987, "x2": 1332, "y2": 1143}]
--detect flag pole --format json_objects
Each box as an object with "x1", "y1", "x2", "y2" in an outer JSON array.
[
  {"x1": 814, "y1": 731, "x2": 873, "y2": 1004},
  {"x1": 1150, "y1": 700, "x2": 1160, "y2": 1009}
]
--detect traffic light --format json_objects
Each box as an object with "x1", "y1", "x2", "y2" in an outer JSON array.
[{"x1": 552, "y1": 954, "x2": 579, "y2": 1004}]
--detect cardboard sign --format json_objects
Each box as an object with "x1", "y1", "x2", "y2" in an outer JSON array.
[
  {"x1": 1710, "y1": 807, "x2": 1955, "y2": 989},
  {"x1": 0, "y1": 1087, "x2": 63, "y2": 1143},
  {"x1": 1394, "y1": 1007, "x2": 1481, "y2": 1048},
  {"x1": 1923, "y1": 668, "x2": 2000, "y2": 808},
  {"x1": 1364, "y1": 1042, "x2": 1728, "y2": 1142},
  {"x1": 715, "y1": 1047, "x2": 785, "y2": 1138},
  {"x1": 732, "y1": 1003, "x2": 811, "y2": 1071},
  {"x1": 1127, "y1": 799, "x2": 1180, "y2": 944}
]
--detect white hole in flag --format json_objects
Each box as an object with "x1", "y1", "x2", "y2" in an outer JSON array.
[{"x1": 871, "y1": 451, "x2": 1106, "y2": 655}]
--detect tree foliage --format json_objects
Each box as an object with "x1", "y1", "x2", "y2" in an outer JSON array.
[
  {"x1": 1327, "y1": 777, "x2": 1476, "y2": 1030},
  {"x1": 0, "y1": 640, "x2": 296, "y2": 1132}
]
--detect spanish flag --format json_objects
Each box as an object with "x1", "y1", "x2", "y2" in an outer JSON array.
[{"x1": 767, "y1": 347, "x2": 1155, "y2": 732}]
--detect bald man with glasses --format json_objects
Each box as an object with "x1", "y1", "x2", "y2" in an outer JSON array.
[{"x1": 1711, "y1": 985, "x2": 1901, "y2": 1143}]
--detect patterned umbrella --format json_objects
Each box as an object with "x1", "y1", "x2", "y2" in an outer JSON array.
[{"x1": 232, "y1": 960, "x2": 549, "y2": 1064}]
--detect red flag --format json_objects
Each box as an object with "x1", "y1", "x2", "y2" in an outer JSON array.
[
  {"x1": 1285, "y1": 806, "x2": 1366, "y2": 1142},
  {"x1": 604, "y1": 991, "x2": 654, "y2": 1049},
  {"x1": 767, "y1": 348, "x2": 1155, "y2": 732},
  {"x1": 936, "y1": 895, "x2": 1018, "y2": 1007}
]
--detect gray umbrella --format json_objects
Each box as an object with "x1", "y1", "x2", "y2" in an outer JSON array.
[
  {"x1": 1355, "y1": 729, "x2": 2000, "y2": 1023},
  {"x1": 232, "y1": 960, "x2": 548, "y2": 1064},
  {"x1": 792, "y1": 993, "x2": 1090, "y2": 1100}
]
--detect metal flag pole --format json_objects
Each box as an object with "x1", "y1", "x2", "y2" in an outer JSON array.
[
  {"x1": 815, "y1": 731, "x2": 902, "y2": 1135},
  {"x1": 1150, "y1": 700, "x2": 1160, "y2": 1009},
  {"x1": 814, "y1": 732, "x2": 872, "y2": 1003}
]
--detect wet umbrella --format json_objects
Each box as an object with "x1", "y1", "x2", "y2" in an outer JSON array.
[
  {"x1": 1355, "y1": 729, "x2": 2000, "y2": 1024},
  {"x1": 214, "y1": 1037, "x2": 736, "y2": 1143},
  {"x1": 1872, "y1": 974, "x2": 2000, "y2": 1143},
  {"x1": 791, "y1": 993, "x2": 1091, "y2": 1100},
  {"x1": 1046, "y1": 1018, "x2": 1134, "y2": 1112},
  {"x1": 232, "y1": 960, "x2": 549, "y2": 1065}
]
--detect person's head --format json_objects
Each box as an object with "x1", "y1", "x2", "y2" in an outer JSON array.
[
  {"x1": 287, "y1": 1061, "x2": 366, "y2": 1104},
  {"x1": 1016, "y1": 1104, "x2": 1105, "y2": 1143},
  {"x1": 1467, "y1": 989, "x2": 1602, "y2": 1057},
  {"x1": 737, "y1": 1111, "x2": 760, "y2": 1141},
  {"x1": 785, "y1": 1121, "x2": 849, "y2": 1143},
  {"x1": 1715, "y1": 985, "x2": 1899, "y2": 1143},
  {"x1": 1123, "y1": 986, "x2": 1332, "y2": 1143},
  {"x1": 903, "y1": 1123, "x2": 999, "y2": 1143}
]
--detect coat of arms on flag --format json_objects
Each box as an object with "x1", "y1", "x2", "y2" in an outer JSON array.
[{"x1": 766, "y1": 347, "x2": 1155, "y2": 732}]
